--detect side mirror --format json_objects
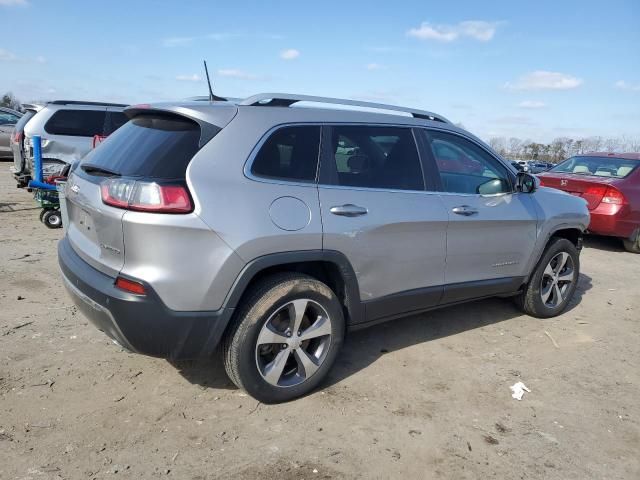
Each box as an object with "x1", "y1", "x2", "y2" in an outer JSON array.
[{"x1": 516, "y1": 172, "x2": 540, "y2": 193}]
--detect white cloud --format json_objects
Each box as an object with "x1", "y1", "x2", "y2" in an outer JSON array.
[
  {"x1": 280, "y1": 49, "x2": 300, "y2": 60},
  {"x1": 518, "y1": 100, "x2": 546, "y2": 109},
  {"x1": 614, "y1": 80, "x2": 640, "y2": 91},
  {"x1": 366, "y1": 63, "x2": 386, "y2": 71},
  {"x1": 407, "y1": 20, "x2": 499, "y2": 42},
  {"x1": 217, "y1": 69, "x2": 260, "y2": 80},
  {"x1": 0, "y1": 0, "x2": 28, "y2": 5},
  {"x1": 504, "y1": 71, "x2": 583, "y2": 90},
  {"x1": 176, "y1": 74, "x2": 202, "y2": 82},
  {"x1": 162, "y1": 36, "x2": 194, "y2": 47},
  {"x1": 0, "y1": 48, "x2": 17, "y2": 61}
]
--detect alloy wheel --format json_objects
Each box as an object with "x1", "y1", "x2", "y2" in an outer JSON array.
[
  {"x1": 255, "y1": 299, "x2": 332, "y2": 388},
  {"x1": 540, "y1": 252, "x2": 575, "y2": 308}
]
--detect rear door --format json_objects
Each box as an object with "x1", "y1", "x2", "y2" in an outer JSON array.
[
  {"x1": 318, "y1": 125, "x2": 448, "y2": 322},
  {"x1": 421, "y1": 129, "x2": 538, "y2": 301}
]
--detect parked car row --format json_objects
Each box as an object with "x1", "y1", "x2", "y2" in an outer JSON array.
[
  {"x1": 0, "y1": 106, "x2": 23, "y2": 160},
  {"x1": 7, "y1": 100, "x2": 128, "y2": 187},
  {"x1": 509, "y1": 160, "x2": 554, "y2": 174}
]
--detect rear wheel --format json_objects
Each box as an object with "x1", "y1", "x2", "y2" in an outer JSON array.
[
  {"x1": 516, "y1": 238, "x2": 580, "y2": 318},
  {"x1": 623, "y1": 237, "x2": 640, "y2": 254},
  {"x1": 223, "y1": 273, "x2": 344, "y2": 403}
]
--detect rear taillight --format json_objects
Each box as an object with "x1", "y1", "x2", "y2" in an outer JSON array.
[
  {"x1": 101, "y1": 178, "x2": 193, "y2": 213},
  {"x1": 585, "y1": 185, "x2": 626, "y2": 206},
  {"x1": 13, "y1": 132, "x2": 23, "y2": 143},
  {"x1": 601, "y1": 186, "x2": 626, "y2": 205}
]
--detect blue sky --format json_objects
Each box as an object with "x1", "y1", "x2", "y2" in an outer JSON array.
[{"x1": 1, "y1": 0, "x2": 639, "y2": 142}]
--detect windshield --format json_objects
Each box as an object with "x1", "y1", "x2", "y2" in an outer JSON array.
[{"x1": 551, "y1": 156, "x2": 639, "y2": 179}]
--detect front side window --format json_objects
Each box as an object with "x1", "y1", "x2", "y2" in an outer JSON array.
[
  {"x1": 44, "y1": 109, "x2": 107, "y2": 137},
  {"x1": 428, "y1": 131, "x2": 511, "y2": 195},
  {"x1": 251, "y1": 126, "x2": 321, "y2": 183},
  {"x1": 326, "y1": 126, "x2": 424, "y2": 191}
]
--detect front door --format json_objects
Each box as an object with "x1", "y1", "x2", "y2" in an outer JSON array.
[
  {"x1": 421, "y1": 129, "x2": 538, "y2": 303},
  {"x1": 318, "y1": 125, "x2": 449, "y2": 323}
]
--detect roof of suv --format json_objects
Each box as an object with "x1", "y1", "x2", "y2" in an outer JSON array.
[{"x1": 49, "y1": 100, "x2": 128, "y2": 108}]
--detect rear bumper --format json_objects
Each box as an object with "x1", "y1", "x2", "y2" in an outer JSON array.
[
  {"x1": 588, "y1": 205, "x2": 638, "y2": 240},
  {"x1": 58, "y1": 236, "x2": 233, "y2": 359}
]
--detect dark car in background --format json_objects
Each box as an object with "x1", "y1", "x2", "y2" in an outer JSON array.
[
  {"x1": 539, "y1": 152, "x2": 640, "y2": 252},
  {"x1": 0, "y1": 106, "x2": 23, "y2": 160}
]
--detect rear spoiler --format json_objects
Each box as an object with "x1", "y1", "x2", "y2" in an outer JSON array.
[{"x1": 125, "y1": 103, "x2": 237, "y2": 148}]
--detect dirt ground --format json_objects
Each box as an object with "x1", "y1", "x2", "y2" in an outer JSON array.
[{"x1": 1, "y1": 169, "x2": 639, "y2": 480}]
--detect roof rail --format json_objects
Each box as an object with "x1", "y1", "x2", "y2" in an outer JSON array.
[
  {"x1": 239, "y1": 93, "x2": 451, "y2": 123},
  {"x1": 50, "y1": 100, "x2": 128, "y2": 107}
]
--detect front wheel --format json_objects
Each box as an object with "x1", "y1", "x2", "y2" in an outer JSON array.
[
  {"x1": 515, "y1": 238, "x2": 580, "y2": 318},
  {"x1": 223, "y1": 273, "x2": 345, "y2": 403}
]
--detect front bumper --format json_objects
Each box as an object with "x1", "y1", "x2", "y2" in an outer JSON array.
[{"x1": 58, "y1": 236, "x2": 233, "y2": 359}]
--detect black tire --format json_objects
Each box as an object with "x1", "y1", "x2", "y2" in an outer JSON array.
[
  {"x1": 39, "y1": 209, "x2": 48, "y2": 223},
  {"x1": 222, "y1": 273, "x2": 345, "y2": 403},
  {"x1": 42, "y1": 209, "x2": 63, "y2": 229},
  {"x1": 515, "y1": 238, "x2": 580, "y2": 318},
  {"x1": 622, "y1": 238, "x2": 640, "y2": 254}
]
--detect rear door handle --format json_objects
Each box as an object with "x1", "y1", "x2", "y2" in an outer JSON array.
[
  {"x1": 452, "y1": 205, "x2": 478, "y2": 216},
  {"x1": 330, "y1": 204, "x2": 368, "y2": 217}
]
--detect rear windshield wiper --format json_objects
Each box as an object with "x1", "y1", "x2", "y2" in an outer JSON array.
[{"x1": 81, "y1": 164, "x2": 121, "y2": 177}]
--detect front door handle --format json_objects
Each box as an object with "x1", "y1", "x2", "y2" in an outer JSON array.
[
  {"x1": 330, "y1": 204, "x2": 368, "y2": 217},
  {"x1": 452, "y1": 205, "x2": 479, "y2": 216}
]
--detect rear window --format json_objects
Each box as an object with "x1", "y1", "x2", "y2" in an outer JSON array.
[
  {"x1": 14, "y1": 110, "x2": 36, "y2": 132},
  {"x1": 45, "y1": 109, "x2": 107, "y2": 137},
  {"x1": 251, "y1": 126, "x2": 321, "y2": 182},
  {"x1": 551, "y1": 156, "x2": 639, "y2": 179},
  {"x1": 79, "y1": 114, "x2": 204, "y2": 179}
]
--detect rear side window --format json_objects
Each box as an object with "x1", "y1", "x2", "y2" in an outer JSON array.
[
  {"x1": 324, "y1": 126, "x2": 424, "y2": 191},
  {"x1": 0, "y1": 111, "x2": 21, "y2": 125},
  {"x1": 79, "y1": 114, "x2": 204, "y2": 179},
  {"x1": 251, "y1": 126, "x2": 321, "y2": 183},
  {"x1": 44, "y1": 109, "x2": 107, "y2": 137},
  {"x1": 104, "y1": 111, "x2": 129, "y2": 135}
]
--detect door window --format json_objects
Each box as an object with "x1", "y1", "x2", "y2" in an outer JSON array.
[
  {"x1": 325, "y1": 126, "x2": 424, "y2": 191},
  {"x1": 428, "y1": 131, "x2": 512, "y2": 195}
]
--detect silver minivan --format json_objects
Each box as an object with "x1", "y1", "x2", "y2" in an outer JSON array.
[
  {"x1": 59, "y1": 93, "x2": 590, "y2": 403},
  {"x1": 20, "y1": 101, "x2": 127, "y2": 183}
]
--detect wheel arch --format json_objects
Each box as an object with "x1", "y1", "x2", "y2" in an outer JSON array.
[
  {"x1": 222, "y1": 250, "x2": 364, "y2": 326},
  {"x1": 525, "y1": 224, "x2": 584, "y2": 282}
]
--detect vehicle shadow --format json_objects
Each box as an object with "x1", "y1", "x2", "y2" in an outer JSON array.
[
  {"x1": 583, "y1": 235, "x2": 626, "y2": 253},
  {"x1": 171, "y1": 273, "x2": 592, "y2": 392},
  {"x1": 325, "y1": 272, "x2": 592, "y2": 388}
]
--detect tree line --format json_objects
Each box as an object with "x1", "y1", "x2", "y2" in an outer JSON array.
[{"x1": 488, "y1": 135, "x2": 640, "y2": 163}]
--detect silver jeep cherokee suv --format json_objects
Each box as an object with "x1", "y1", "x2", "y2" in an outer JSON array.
[{"x1": 58, "y1": 93, "x2": 589, "y2": 403}]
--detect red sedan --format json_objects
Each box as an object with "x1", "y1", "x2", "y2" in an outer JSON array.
[{"x1": 538, "y1": 152, "x2": 640, "y2": 253}]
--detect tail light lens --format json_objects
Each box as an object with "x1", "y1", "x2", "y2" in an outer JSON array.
[
  {"x1": 584, "y1": 185, "x2": 626, "y2": 206},
  {"x1": 101, "y1": 178, "x2": 193, "y2": 213},
  {"x1": 13, "y1": 132, "x2": 23, "y2": 143},
  {"x1": 601, "y1": 186, "x2": 626, "y2": 205}
]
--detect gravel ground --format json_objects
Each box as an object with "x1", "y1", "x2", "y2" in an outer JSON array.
[{"x1": 1, "y1": 170, "x2": 639, "y2": 479}]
